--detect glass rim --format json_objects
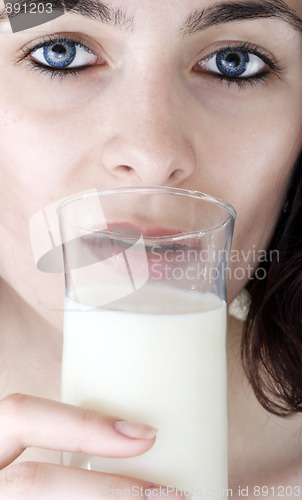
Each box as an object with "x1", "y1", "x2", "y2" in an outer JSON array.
[{"x1": 57, "y1": 185, "x2": 237, "y2": 237}]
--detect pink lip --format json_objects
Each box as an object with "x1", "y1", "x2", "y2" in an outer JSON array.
[{"x1": 106, "y1": 221, "x2": 185, "y2": 239}]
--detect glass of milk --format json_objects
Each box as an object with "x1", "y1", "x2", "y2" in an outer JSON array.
[{"x1": 58, "y1": 186, "x2": 236, "y2": 500}]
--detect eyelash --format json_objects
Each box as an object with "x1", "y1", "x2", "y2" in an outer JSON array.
[
  {"x1": 19, "y1": 36, "x2": 282, "y2": 87},
  {"x1": 196, "y1": 41, "x2": 282, "y2": 88},
  {"x1": 19, "y1": 35, "x2": 99, "y2": 79}
]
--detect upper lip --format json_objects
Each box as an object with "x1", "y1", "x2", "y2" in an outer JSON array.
[{"x1": 84, "y1": 222, "x2": 188, "y2": 240}]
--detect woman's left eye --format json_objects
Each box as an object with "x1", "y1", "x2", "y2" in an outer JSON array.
[
  {"x1": 30, "y1": 39, "x2": 98, "y2": 69},
  {"x1": 198, "y1": 47, "x2": 267, "y2": 79}
]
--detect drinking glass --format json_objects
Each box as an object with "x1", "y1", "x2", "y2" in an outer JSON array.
[{"x1": 58, "y1": 186, "x2": 236, "y2": 500}]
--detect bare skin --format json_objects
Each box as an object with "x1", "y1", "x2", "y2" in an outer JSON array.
[{"x1": 0, "y1": 0, "x2": 302, "y2": 497}]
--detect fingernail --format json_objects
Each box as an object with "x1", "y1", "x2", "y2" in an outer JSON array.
[
  {"x1": 114, "y1": 420, "x2": 158, "y2": 439},
  {"x1": 145, "y1": 486, "x2": 190, "y2": 500}
]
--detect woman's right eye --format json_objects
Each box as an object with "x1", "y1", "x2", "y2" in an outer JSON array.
[{"x1": 29, "y1": 38, "x2": 99, "y2": 70}]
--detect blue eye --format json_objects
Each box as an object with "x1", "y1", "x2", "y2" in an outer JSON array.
[
  {"x1": 30, "y1": 39, "x2": 98, "y2": 70},
  {"x1": 43, "y1": 41, "x2": 76, "y2": 68},
  {"x1": 216, "y1": 48, "x2": 249, "y2": 77},
  {"x1": 198, "y1": 46, "x2": 267, "y2": 79}
]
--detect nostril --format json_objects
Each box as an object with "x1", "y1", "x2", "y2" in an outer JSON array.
[
  {"x1": 170, "y1": 168, "x2": 183, "y2": 180},
  {"x1": 114, "y1": 165, "x2": 136, "y2": 175},
  {"x1": 119, "y1": 165, "x2": 133, "y2": 172},
  {"x1": 113, "y1": 164, "x2": 141, "y2": 180}
]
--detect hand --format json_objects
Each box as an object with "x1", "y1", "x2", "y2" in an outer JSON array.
[{"x1": 0, "y1": 394, "x2": 179, "y2": 499}]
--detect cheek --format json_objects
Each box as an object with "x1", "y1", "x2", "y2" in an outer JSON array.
[
  {"x1": 0, "y1": 103, "x2": 85, "y2": 285},
  {"x1": 0, "y1": 105, "x2": 72, "y2": 323},
  {"x1": 188, "y1": 85, "x2": 302, "y2": 298},
  {"x1": 190, "y1": 73, "x2": 302, "y2": 208},
  {"x1": 0, "y1": 107, "x2": 81, "y2": 201},
  {"x1": 0, "y1": 63, "x2": 112, "y2": 200}
]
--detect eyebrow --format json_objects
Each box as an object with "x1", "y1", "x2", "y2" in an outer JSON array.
[
  {"x1": 0, "y1": 0, "x2": 134, "y2": 30},
  {"x1": 180, "y1": 0, "x2": 302, "y2": 36},
  {"x1": 0, "y1": 0, "x2": 301, "y2": 36}
]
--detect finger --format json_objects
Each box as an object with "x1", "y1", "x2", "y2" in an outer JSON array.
[
  {"x1": 0, "y1": 394, "x2": 157, "y2": 468},
  {"x1": 0, "y1": 462, "x2": 185, "y2": 500}
]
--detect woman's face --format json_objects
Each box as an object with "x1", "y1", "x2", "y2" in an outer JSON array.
[{"x1": 0, "y1": 0, "x2": 301, "y2": 326}]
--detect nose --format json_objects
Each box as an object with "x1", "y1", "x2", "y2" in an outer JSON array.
[{"x1": 100, "y1": 72, "x2": 196, "y2": 186}]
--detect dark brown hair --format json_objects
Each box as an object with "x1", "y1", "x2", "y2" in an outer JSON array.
[{"x1": 242, "y1": 152, "x2": 302, "y2": 416}]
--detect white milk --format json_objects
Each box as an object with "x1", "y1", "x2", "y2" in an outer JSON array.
[{"x1": 62, "y1": 286, "x2": 228, "y2": 500}]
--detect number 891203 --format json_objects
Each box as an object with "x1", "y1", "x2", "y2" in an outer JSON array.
[{"x1": 5, "y1": 2, "x2": 53, "y2": 15}]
